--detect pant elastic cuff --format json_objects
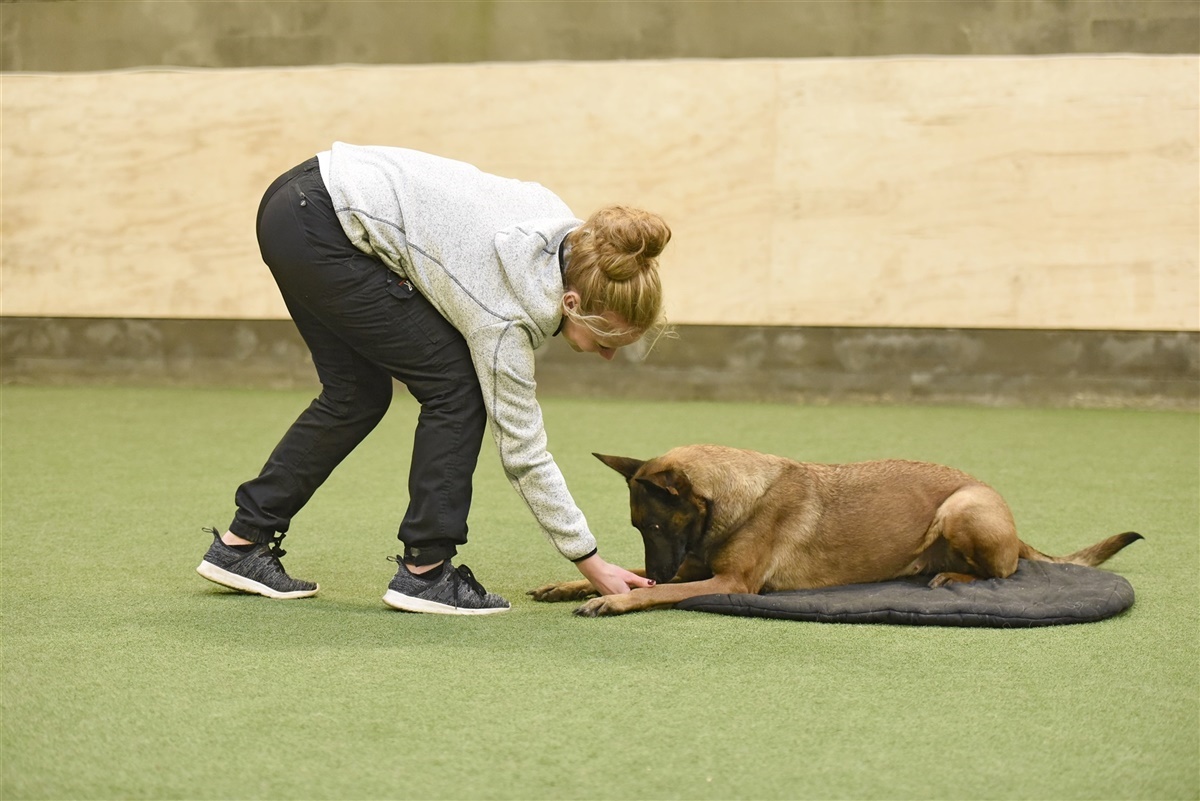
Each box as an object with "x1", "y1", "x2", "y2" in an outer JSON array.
[
  {"x1": 402, "y1": 541, "x2": 459, "y2": 566},
  {"x1": 228, "y1": 520, "x2": 278, "y2": 545}
]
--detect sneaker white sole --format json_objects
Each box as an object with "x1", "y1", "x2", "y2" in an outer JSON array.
[
  {"x1": 196, "y1": 560, "x2": 319, "y2": 600},
  {"x1": 382, "y1": 589, "x2": 510, "y2": 616}
]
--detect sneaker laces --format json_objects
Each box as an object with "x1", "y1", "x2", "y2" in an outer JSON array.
[
  {"x1": 267, "y1": 534, "x2": 288, "y2": 559},
  {"x1": 452, "y1": 564, "x2": 488, "y2": 598}
]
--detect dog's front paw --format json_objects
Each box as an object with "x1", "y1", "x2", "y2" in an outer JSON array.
[
  {"x1": 527, "y1": 579, "x2": 597, "y2": 602},
  {"x1": 573, "y1": 595, "x2": 626, "y2": 617},
  {"x1": 928, "y1": 571, "x2": 978, "y2": 588}
]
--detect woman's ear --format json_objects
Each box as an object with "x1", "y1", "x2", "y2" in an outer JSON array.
[{"x1": 562, "y1": 290, "x2": 581, "y2": 312}]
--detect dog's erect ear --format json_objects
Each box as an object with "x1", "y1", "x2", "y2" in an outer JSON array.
[
  {"x1": 593, "y1": 453, "x2": 646, "y2": 481},
  {"x1": 635, "y1": 467, "x2": 693, "y2": 499}
]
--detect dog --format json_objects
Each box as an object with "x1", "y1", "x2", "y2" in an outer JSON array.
[{"x1": 528, "y1": 445, "x2": 1142, "y2": 617}]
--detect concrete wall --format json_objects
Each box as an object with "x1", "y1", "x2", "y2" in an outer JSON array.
[
  {"x1": 4, "y1": 0, "x2": 1198, "y2": 70},
  {"x1": 6, "y1": 316, "x2": 1194, "y2": 409}
]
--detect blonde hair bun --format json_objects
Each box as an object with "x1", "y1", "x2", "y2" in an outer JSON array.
[
  {"x1": 563, "y1": 205, "x2": 671, "y2": 334},
  {"x1": 572, "y1": 206, "x2": 671, "y2": 282}
]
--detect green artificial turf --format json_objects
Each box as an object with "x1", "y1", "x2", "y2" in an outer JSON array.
[{"x1": 1, "y1": 385, "x2": 1197, "y2": 800}]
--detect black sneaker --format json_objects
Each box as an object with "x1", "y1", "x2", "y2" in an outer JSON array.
[
  {"x1": 382, "y1": 556, "x2": 510, "y2": 615},
  {"x1": 196, "y1": 527, "x2": 318, "y2": 600}
]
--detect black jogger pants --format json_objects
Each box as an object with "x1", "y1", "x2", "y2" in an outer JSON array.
[{"x1": 228, "y1": 157, "x2": 485, "y2": 565}]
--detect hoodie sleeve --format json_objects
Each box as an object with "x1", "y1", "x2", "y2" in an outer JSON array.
[{"x1": 468, "y1": 322, "x2": 598, "y2": 562}]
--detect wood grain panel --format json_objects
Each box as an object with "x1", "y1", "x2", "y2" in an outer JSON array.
[
  {"x1": 771, "y1": 57, "x2": 1197, "y2": 329},
  {"x1": 2, "y1": 57, "x2": 1195, "y2": 330}
]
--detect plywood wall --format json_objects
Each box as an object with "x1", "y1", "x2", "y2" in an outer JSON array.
[{"x1": 2, "y1": 57, "x2": 1196, "y2": 330}]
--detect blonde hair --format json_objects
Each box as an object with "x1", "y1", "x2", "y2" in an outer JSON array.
[{"x1": 562, "y1": 205, "x2": 671, "y2": 342}]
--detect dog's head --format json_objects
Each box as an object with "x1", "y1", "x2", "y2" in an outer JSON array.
[{"x1": 594, "y1": 452, "x2": 709, "y2": 583}]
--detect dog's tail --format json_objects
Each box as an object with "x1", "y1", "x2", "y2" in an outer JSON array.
[{"x1": 1019, "y1": 531, "x2": 1143, "y2": 567}]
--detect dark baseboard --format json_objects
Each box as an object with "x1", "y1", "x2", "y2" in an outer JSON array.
[{"x1": 2, "y1": 317, "x2": 1196, "y2": 410}]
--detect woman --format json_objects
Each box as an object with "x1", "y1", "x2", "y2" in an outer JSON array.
[{"x1": 196, "y1": 142, "x2": 670, "y2": 615}]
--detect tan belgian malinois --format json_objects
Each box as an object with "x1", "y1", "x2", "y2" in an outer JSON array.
[{"x1": 529, "y1": 445, "x2": 1142, "y2": 617}]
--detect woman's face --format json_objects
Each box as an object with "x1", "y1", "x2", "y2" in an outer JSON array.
[{"x1": 561, "y1": 292, "x2": 640, "y2": 361}]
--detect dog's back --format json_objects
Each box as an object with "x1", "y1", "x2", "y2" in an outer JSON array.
[{"x1": 771, "y1": 459, "x2": 988, "y2": 589}]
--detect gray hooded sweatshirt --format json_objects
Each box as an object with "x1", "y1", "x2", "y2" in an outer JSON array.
[{"x1": 316, "y1": 142, "x2": 596, "y2": 561}]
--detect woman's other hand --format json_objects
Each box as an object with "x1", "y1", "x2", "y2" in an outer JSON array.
[{"x1": 573, "y1": 554, "x2": 656, "y2": 596}]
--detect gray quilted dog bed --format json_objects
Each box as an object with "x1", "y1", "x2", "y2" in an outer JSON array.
[{"x1": 674, "y1": 559, "x2": 1135, "y2": 627}]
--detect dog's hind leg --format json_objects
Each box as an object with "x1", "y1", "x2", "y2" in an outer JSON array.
[{"x1": 927, "y1": 484, "x2": 1020, "y2": 588}]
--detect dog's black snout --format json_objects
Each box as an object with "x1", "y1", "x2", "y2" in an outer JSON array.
[{"x1": 644, "y1": 554, "x2": 682, "y2": 584}]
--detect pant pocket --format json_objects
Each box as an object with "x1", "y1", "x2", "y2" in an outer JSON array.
[
  {"x1": 292, "y1": 182, "x2": 362, "y2": 267},
  {"x1": 385, "y1": 278, "x2": 447, "y2": 349}
]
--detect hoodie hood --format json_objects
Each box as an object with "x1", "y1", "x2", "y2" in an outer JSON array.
[{"x1": 493, "y1": 218, "x2": 581, "y2": 346}]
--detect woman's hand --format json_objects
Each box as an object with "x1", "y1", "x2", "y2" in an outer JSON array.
[{"x1": 574, "y1": 554, "x2": 655, "y2": 596}]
